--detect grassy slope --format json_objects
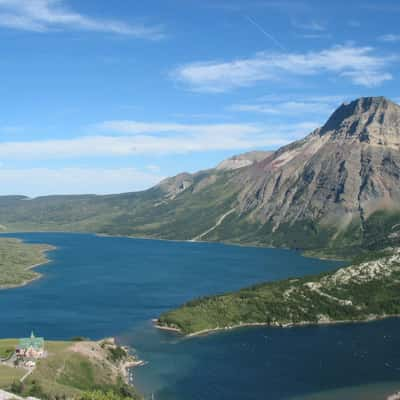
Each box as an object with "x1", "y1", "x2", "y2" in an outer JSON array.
[
  {"x1": 0, "y1": 339, "x2": 141, "y2": 400},
  {"x1": 0, "y1": 340, "x2": 24, "y2": 387},
  {"x1": 157, "y1": 250, "x2": 400, "y2": 335},
  {"x1": 0, "y1": 238, "x2": 53, "y2": 288},
  {"x1": 0, "y1": 171, "x2": 240, "y2": 240},
  {"x1": 0, "y1": 365, "x2": 25, "y2": 386},
  {"x1": 0, "y1": 339, "x2": 17, "y2": 359}
]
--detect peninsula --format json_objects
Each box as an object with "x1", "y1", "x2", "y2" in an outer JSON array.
[
  {"x1": 0, "y1": 238, "x2": 54, "y2": 289},
  {"x1": 157, "y1": 249, "x2": 400, "y2": 335}
]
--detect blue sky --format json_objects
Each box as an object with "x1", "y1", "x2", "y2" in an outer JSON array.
[{"x1": 0, "y1": 0, "x2": 399, "y2": 196}]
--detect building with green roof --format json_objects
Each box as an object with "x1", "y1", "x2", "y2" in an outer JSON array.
[{"x1": 16, "y1": 331, "x2": 45, "y2": 359}]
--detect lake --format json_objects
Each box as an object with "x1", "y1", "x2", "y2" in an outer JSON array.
[{"x1": 0, "y1": 233, "x2": 399, "y2": 400}]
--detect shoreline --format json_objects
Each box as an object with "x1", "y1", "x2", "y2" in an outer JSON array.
[
  {"x1": 0, "y1": 240, "x2": 56, "y2": 291},
  {"x1": 154, "y1": 314, "x2": 400, "y2": 338},
  {"x1": 96, "y1": 233, "x2": 347, "y2": 261},
  {"x1": 151, "y1": 318, "x2": 182, "y2": 333},
  {"x1": 70, "y1": 337, "x2": 144, "y2": 387},
  {"x1": 0, "y1": 229, "x2": 348, "y2": 262}
]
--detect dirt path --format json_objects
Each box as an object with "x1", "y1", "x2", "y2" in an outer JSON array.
[
  {"x1": 192, "y1": 208, "x2": 236, "y2": 241},
  {"x1": 20, "y1": 367, "x2": 34, "y2": 383}
]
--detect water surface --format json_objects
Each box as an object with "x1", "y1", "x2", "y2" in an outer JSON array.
[{"x1": 1, "y1": 233, "x2": 398, "y2": 400}]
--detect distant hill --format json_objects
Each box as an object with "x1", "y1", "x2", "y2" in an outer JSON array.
[{"x1": 1, "y1": 97, "x2": 400, "y2": 258}]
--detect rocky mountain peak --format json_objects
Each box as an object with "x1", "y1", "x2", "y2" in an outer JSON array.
[
  {"x1": 235, "y1": 96, "x2": 400, "y2": 238},
  {"x1": 319, "y1": 96, "x2": 400, "y2": 145}
]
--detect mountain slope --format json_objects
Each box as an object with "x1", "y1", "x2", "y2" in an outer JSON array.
[
  {"x1": 237, "y1": 96, "x2": 400, "y2": 227},
  {"x1": 1, "y1": 97, "x2": 400, "y2": 257},
  {"x1": 0, "y1": 151, "x2": 268, "y2": 238},
  {"x1": 205, "y1": 97, "x2": 400, "y2": 256}
]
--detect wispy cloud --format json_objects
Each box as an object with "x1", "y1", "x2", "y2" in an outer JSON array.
[
  {"x1": 0, "y1": 167, "x2": 165, "y2": 196},
  {"x1": 297, "y1": 33, "x2": 332, "y2": 40},
  {"x1": 291, "y1": 19, "x2": 326, "y2": 31},
  {"x1": 0, "y1": 0, "x2": 164, "y2": 39},
  {"x1": 96, "y1": 121, "x2": 261, "y2": 136},
  {"x1": 230, "y1": 95, "x2": 346, "y2": 116},
  {"x1": 379, "y1": 34, "x2": 400, "y2": 42},
  {"x1": 172, "y1": 45, "x2": 393, "y2": 92},
  {"x1": 0, "y1": 120, "x2": 318, "y2": 160}
]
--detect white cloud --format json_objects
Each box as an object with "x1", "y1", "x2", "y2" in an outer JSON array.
[
  {"x1": 0, "y1": 0, "x2": 164, "y2": 38},
  {"x1": 172, "y1": 45, "x2": 393, "y2": 92},
  {"x1": 230, "y1": 95, "x2": 351, "y2": 116},
  {"x1": 0, "y1": 167, "x2": 165, "y2": 196},
  {"x1": 0, "y1": 118, "x2": 327, "y2": 196},
  {"x1": 0, "y1": 120, "x2": 318, "y2": 160},
  {"x1": 231, "y1": 101, "x2": 331, "y2": 115},
  {"x1": 379, "y1": 34, "x2": 400, "y2": 42},
  {"x1": 97, "y1": 121, "x2": 261, "y2": 136}
]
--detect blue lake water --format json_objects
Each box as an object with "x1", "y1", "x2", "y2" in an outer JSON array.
[{"x1": 1, "y1": 232, "x2": 399, "y2": 400}]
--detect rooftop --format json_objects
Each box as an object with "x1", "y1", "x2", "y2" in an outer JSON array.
[{"x1": 17, "y1": 332, "x2": 44, "y2": 350}]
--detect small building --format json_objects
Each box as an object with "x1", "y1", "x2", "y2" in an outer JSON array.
[{"x1": 16, "y1": 331, "x2": 45, "y2": 359}]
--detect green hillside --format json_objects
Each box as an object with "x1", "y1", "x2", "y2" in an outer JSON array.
[
  {"x1": 1, "y1": 176, "x2": 400, "y2": 260},
  {"x1": 0, "y1": 338, "x2": 141, "y2": 400}
]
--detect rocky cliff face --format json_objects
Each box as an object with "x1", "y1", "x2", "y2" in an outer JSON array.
[{"x1": 234, "y1": 97, "x2": 400, "y2": 237}]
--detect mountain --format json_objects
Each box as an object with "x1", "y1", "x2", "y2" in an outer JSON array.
[
  {"x1": 1, "y1": 97, "x2": 400, "y2": 258},
  {"x1": 237, "y1": 96, "x2": 400, "y2": 226},
  {"x1": 219, "y1": 96, "x2": 400, "y2": 255}
]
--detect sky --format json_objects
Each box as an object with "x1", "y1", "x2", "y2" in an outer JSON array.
[{"x1": 0, "y1": 0, "x2": 400, "y2": 196}]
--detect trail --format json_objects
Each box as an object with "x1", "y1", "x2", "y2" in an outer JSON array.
[
  {"x1": 20, "y1": 367, "x2": 34, "y2": 383},
  {"x1": 192, "y1": 209, "x2": 236, "y2": 241}
]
